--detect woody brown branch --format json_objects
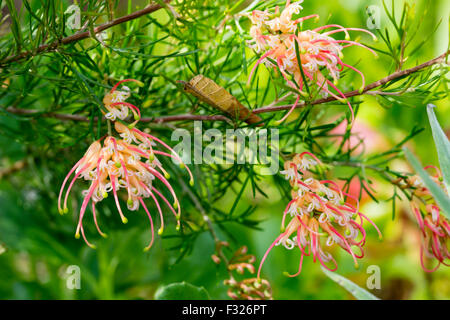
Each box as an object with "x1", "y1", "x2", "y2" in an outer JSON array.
[
  {"x1": 0, "y1": 1, "x2": 170, "y2": 65},
  {"x1": 4, "y1": 107, "x2": 230, "y2": 123},
  {"x1": 252, "y1": 50, "x2": 449, "y2": 114},
  {"x1": 4, "y1": 50, "x2": 449, "y2": 123}
]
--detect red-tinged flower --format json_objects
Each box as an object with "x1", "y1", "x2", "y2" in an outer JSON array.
[
  {"x1": 257, "y1": 152, "x2": 382, "y2": 278},
  {"x1": 246, "y1": 0, "x2": 377, "y2": 123},
  {"x1": 58, "y1": 80, "x2": 193, "y2": 250},
  {"x1": 224, "y1": 277, "x2": 272, "y2": 300},
  {"x1": 405, "y1": 166, "x2": 450, "y2": 271},
  {"x1": 102, "y1": 79, "x2": 143, "y2": 126},
  {"x1": 215, "y1": 245, "x2": 273, "y2": 300}
]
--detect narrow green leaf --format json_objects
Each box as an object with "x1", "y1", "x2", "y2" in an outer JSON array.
[
  {"x1": 5, "y1": 0, "x2": 23, "y2": 52},
  {"x1": 155, "y1": 282, "x2": 210, "y2": 300},
  {"x1": 403, "y1": 147, "x2": 450, "y2": 219},
  {"x1": 229, "y1": 173, "x2": 251, "y2": 217},
  {"x1": 427, "y1": 104, "x2": 450, "y2": 194},
  {"x1": 295, "y1": 25, "x2": 310, "y2": 94},
  {"x1": 321, "y1": 267, "x2": 380, "y2": 300}
]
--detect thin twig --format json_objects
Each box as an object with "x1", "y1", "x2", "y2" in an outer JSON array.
[
  {"x1": 176, "y1": 175, "x2": 231, "y2": 268},
  {"x1": 4, "y1": 107, "x2": 230, "y2": 123},
  {"x1": 1, "y1": 1, "x2": 170, "y2": 65},
  {"x1": 252, "y1": 50, "x2": 449, "y2": 114},
  {"x1": 3, "y1": 51, "x2": 448, "y2": 123}
]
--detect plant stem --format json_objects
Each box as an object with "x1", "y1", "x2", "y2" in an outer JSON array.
[
  {"x1": 0, "y1": 1, "x2": 171, "y2": 66},
  {"x1": 4, "y1": 50, "x2": 448, "y2": 123},
  {"x1": 107, "y1": 119, "x2": 112, "y2": 136},
  {"x1": 252, "y1": 50, "x2": 449, "y2": 114}
]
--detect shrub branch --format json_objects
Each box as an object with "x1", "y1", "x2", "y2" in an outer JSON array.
[
  {"x1": 0, "y1": 1, "x2": 170, "y2": 65},
  {"x1": 4, "y1": 50, "x2": 448, "y2": 123}
]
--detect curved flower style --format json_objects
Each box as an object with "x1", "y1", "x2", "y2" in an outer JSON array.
[
  {"x1": 405, "y1": 166, "x2": 450, "y2": 272},
  {"x1": 58, "y1": 80, "x2": 193, "y2": 250},
  {"x1": 246, "y1": 0, "x2": 377, "y2": 123},
  {"x1": 257, "y1": 152, "x2": 382, "y2": 278},
  {"x1": 102, "y1": 79, "x2": 143, "y2": 127}
]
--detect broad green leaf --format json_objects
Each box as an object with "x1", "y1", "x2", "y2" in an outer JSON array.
[
  {"x1": 403, "y1": 147, "x2": 450, "y2": 219},
  {"x1": 154, "y1": 282, "x2": 210, "y2": 300},
  {"x1": 321, "y1": 267, "x2": 380, "y2": 300},
  {"x1": 427, "y1": 104, "x2": 450, "y2": 194}
]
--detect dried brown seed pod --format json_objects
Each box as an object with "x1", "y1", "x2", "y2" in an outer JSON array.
[{"x1": 181, "y1": 75, "x2": 263, "y2": 126}]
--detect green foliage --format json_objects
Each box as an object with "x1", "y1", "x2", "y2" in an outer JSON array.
[
  {"x1": 427, "y1": 104, "x2": 450, "y2": 194},
  {"x1": 0, "y1": 0, "x2": 448, "y2": 300},
  {"x1": 155, "y1": 282, "x2": 210, "y2": 300},
  {"x1": 403, "y1": 147, "x2": 450, "y2": 219},
  {"x1": 321, "y1": 267, "x2": 380, "y2": 300}
]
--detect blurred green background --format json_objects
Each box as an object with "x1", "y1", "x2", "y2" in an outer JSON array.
[{"x1": 0, "y1": 0, "x2": 449, "y2": 300}]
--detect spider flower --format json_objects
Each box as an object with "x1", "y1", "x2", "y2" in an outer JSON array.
[
  {"x1": 257, "y1": 152, "x2": 382, "y2": 278},
  {"x1": 246, "y1": 0, "x2": 377, "y2": 123},
  {"x1": 58, "y1": 80, "x2": 193, "y2": 250},
  {"x1": 102, "y1": 79, "x2": 143, "y2": 126},
  {"x1": 213, "y1": 244, "x2": 273, "y2": 300},
  {"x1": 405, "y1": 166, "x2": 450, "y2": 272}
]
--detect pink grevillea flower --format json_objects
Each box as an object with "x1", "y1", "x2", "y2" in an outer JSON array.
[
  {"x1": 246, "y1": 0, "x2": 377, "y2": 124},
  {"x1": 58, "y1": 80, "x2": 193, "y2": 250},
  {"x1": 405, "y1": 167, "x2": 450, "y2": 272},
  {"x1": 102, "y1": 79, "x2": 143, "y2": 126},
  {"x1": 257, "y1": 152, "x2": 382, "y2": 278},
  {"x1": 213, "y1": 244, "x2": 272, "y2": 300}
]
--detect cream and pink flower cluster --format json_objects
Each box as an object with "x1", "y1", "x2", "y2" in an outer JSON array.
[
  {"x1": 258, "y1": 152, "x2": 382, "y2": 278},
  {"x1": 404, "y1": 167, "x2": 450, "y2": 272},
  {"x1": 246, "y1": 0, "x2": 377, "y2": 123},
  {"x1": 213, "y1": 244, "x2": 272, "y2": 300},
  {"x1": 58, "y1": 79, "x2": 193, "y2": 250}
]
